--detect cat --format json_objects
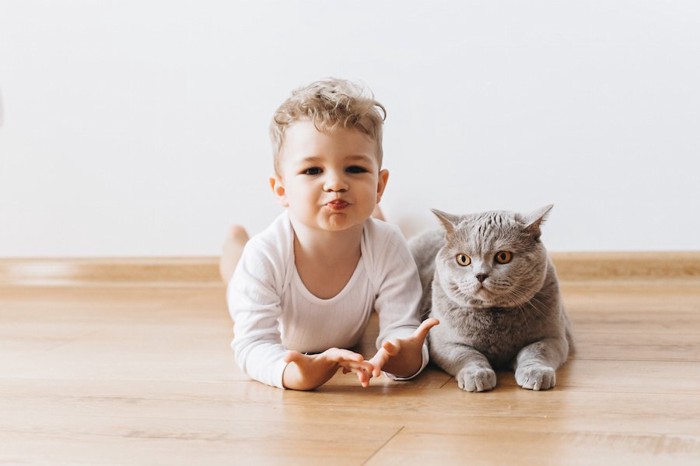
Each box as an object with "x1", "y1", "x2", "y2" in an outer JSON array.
[{"x1": 409, "y1": 205, "x2": 573, "y2": 391}]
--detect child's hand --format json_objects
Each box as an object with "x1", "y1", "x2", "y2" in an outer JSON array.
[
  {"x1": 369, "y1": 318, "x2": 440, "y2": 378},
  {"x1": 283, "y1": 348, "x2": 375, "y2": 390}
]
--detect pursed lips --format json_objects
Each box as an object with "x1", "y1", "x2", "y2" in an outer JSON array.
[{"x1": 325, "y1": 199, "x2": 350, "y2": 210}]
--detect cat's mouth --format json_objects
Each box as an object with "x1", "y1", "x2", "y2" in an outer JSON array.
[
  {"x1": 453, "y1": 283, "x2": 499, "y2": 308},
  {"x1": 475, "y1": 285, "x2": 492, "y2": 298},
  {"x1": 469, "y1": 286, "x2": 498, "y2": 307}
]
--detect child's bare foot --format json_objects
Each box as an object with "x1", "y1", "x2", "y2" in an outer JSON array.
[
  {"x1": 220, "y1": 225, "x2": 250, "y2": 284},
  {"x1": 372, "y1": 206, "x2": 385, "y2": 221}
]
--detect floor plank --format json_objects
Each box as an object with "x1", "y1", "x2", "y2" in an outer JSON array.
[{"x1": 1, "y1": 280, "x2": 699, "y2": 465}]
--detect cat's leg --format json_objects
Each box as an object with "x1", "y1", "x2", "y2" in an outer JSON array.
[
  {"x1": 433, "y1": 345, "x2": 497, "y2": 392},
  {"x1": 513, "y1": 337, "x2": 569, "y2": 391}
]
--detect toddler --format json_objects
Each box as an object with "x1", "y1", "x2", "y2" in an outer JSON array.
[{"x1": 221, "y1": 78, "x2": 438, "y2": 390}]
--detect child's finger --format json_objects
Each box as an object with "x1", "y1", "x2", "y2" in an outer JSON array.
[
  {"x1": 370, "y1": 349, "x2": 390, "y2": 378},
  {"x1": 413, "y1": 318, "x2": 440, "y2": 340},
  {"x1": 341, "y1": 359, "x2": 374, "y2": 374},
  {"x1": 340, "y1": 355, "x2": 374, "y2": 378},
  {"x1": 356, "y1": 368, "x2": 370, "y2": 388},
  {"x1": 326, "y1": 348, "x2": 364, "y2": 363},
  {"x1": 337, "y1": 360, "x2": 371, "y2": 386},
  {"x1": 382, "y1": 340, "x2": 400, "y2": 356}
]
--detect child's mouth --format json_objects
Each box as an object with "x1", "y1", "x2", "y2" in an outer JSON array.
[{"x1": 326, "y1": 200, "x2": 349, "y2": 211}]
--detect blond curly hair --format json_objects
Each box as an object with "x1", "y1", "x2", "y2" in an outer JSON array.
[{"x1": 270, "y1": 78, "x2": 386, "y2": 173}]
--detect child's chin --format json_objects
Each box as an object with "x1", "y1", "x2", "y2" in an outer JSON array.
[{"x1": 322, "y1": 216, "x2": 354, "y2": 230}]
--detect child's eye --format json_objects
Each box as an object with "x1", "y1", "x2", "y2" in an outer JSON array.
[
  {"x1": 346, "y1": 165, "x2": 368, "y2": 174},
  {"x1": 303, "y1": 167, "x2": 322, "y2": 175}
]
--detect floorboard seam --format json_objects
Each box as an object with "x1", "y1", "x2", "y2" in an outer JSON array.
[{"x1": 363, "y1": 425, "x2": 404, "y2": 464}]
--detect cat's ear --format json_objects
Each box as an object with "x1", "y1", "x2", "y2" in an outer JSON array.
[
  {"x1": 431, "y1": 209, "x2": 460, "y2": 237},
  {"x1": 522, "y1": 204, "x2": 553, "y2": 240}
]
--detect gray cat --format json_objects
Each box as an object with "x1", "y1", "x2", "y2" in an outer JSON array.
[{"x1": 409, "y1": 205, "x2": 572, "y2": 391}]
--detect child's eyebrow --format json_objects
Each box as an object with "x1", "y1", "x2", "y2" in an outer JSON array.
[
  {"x1": 344, "y1": 154, "x2": 375, "y2": 163},
  {"x1": 296, "y1": 156, "x2": 322, "y2": 165},
  {"x1": 294, "y1": 155, "x2": 323, "y2": 165},
  {"x1": 296, "y1": 154, "x2": 375, "y2": 164}
]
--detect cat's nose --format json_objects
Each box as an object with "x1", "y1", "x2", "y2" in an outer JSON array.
[{"x1": 476, "y1": 273, "x2": 489, "y2": 283}]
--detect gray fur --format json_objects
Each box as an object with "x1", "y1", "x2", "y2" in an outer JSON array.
[{"x1": 409, "y1": 205, "x2": 573, "y2": 391}]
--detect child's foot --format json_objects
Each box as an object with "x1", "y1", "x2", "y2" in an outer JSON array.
[
  {"x1": 372, "y1": 206, "x2": 386, "y2": 221},
  {"x1": 228, "y1": 225, "x2": 250, "y2": 245},
  {"x1": 220, "y1": 225, "x2": 250, "y2": 284}
]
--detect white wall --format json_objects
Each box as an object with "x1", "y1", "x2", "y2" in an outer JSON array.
[{"x1": 1, "y1": 0, "x2": 698, "y2": 257}]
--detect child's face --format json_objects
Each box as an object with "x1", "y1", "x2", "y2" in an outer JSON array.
[{"x1": 270, "y1": 120, "x2": 388, "y2": 233}]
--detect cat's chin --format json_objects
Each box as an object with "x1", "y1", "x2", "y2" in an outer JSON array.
[
  {"x1": 452, "y1": 287, "x2": 493, "y2": 309},
  {"x1": 466, "y1": 298, "x2": 494, "y2": 309},
  {"x1": 470, "y1": 288, "x2": 496, "y2": 307}
]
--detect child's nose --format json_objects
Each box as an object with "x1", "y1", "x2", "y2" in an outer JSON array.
[{"x1": 323, "y1": 171, "x2": 349, "y2": 192}]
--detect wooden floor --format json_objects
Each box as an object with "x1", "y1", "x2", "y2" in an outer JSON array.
[{"x1": 1, "y1": 267, "x2": 700, "y2": 464}]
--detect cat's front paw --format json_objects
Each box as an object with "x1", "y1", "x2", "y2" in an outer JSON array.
[
  {"x1": 515, "y1": 364, "x2": 556, "y2": 390},
  {"x1": 456, "y1": 367, "x2": 497, "y2": 392}
]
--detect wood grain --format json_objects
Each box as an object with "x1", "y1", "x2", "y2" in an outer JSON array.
[
  {"x1": 1, "y1": 274, "x2": 700, "y2": 464},
  {"x1": 0, "y1": 257, "x2": 220, "y2": 287},
  {"x1": 2, "y1": 252, "x2": 700, "y2": 286}
]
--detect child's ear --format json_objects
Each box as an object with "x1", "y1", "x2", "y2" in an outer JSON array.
[
  {"x1": 269, "y1": 175, "x2": 289, "y2": 207},
  {"x1": 376, "y1": 169, "x2": 389, "y2": 203}
]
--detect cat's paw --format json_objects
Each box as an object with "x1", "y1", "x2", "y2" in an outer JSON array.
[
  {"x1": 515, "y1": 364, "x2": 556, "y2": 390},
  {"x1": 456, "y1": 367, "x2": 497, "y2": 392}
]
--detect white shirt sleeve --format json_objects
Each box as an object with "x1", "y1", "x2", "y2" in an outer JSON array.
[
  {"x1": 227, "y1": 236, "x2": 289, "y2": 389},
  {"x1": 368, "y1": 222, "x2": 430, "y2": 380}
]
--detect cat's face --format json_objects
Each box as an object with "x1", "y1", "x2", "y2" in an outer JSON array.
[{"x1": 433, "y1": 206, "x2": 553, "y2": 309}]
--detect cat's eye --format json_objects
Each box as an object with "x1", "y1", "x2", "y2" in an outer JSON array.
[
  {"x1": 456, "y1": 254, "x2": 471, "y2": 266},
  {"x1": 495, "y1": 251, "x2": 513, "y2": 264}
]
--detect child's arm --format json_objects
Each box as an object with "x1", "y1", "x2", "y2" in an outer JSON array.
[
  {"x1": 228, "y1": 232, "x2": 296, "y2": 389},
  {"x1": 283, "y1": 348, "x2": 375, "y2": 390},
  {"x1": 369, "y1": 318, "x2": 439, "y2": 378},
  {"x1": 368, "y1": 221, "x2": 438, "y2": 380}
]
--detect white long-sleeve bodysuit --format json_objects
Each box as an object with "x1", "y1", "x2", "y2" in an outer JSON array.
[{"x1": 227, "y1": 212, "x2": 428, "y2": 388}]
